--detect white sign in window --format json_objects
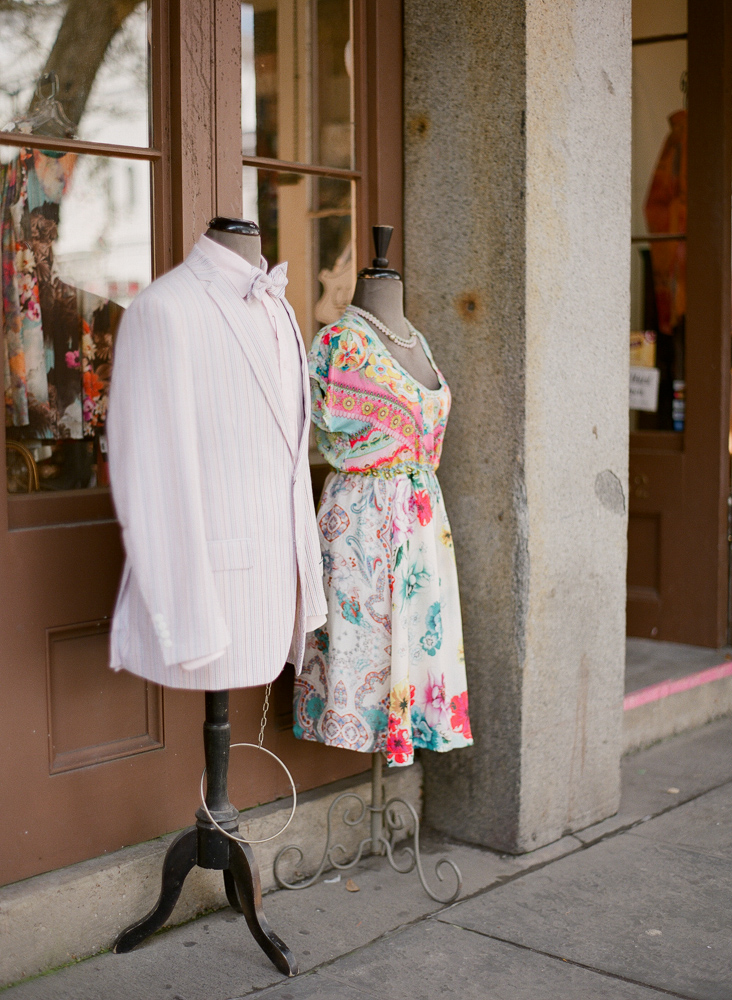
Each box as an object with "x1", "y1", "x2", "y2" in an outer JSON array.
[{"x1": 630, "y1": 366, "x2": 661, "y2": 412}]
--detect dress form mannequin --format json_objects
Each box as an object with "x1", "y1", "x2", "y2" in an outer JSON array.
[
  {"x1": 350, "y1": 226, "x2": 439, "y2": 391},
  {"x1": 113, "y1": 215, "x2": 298, "y2": 977},
  {"x1": 206, "y1": 216, "x2": 261, "y2": 266}
]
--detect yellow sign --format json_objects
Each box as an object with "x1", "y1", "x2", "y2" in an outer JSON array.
[{"x1": 630, "y1": 330, "x2": 656, "y2": 368}]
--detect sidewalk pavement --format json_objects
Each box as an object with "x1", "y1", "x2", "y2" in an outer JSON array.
[{"x1": 3, "y1": 715, "x2": 731, "y2": 1000}]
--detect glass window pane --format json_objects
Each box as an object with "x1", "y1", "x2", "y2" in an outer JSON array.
[
  {"x1": 243, "y1": 166, "x2": 354, "y2": 346},
  {"x1": 630, "y1": 30, "x2": 687, "y2": 432},
  {"x1": 0, "y1": 2, "x2": 151, "y2": 148},
  {"x1": 3, "y1": 145, "x2": 151, "y2": 493},
  {"x1": 314, "y1": 0, "x2": 353, "y2": 169},
  {"x1": 241, "y1": 0, "x2": 353, "y2": 169}
]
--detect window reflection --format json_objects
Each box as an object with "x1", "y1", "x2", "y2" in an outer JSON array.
[
  {"x1": 630, "y1": 35, "x2": 687, "y2": 432},
  {"x1": 241, "y1": 0, "x2": 353, "y2": 169},
  {"x1": 0, "y1": 1, "x2": 151, "y2": 148},
  {"x1": 314, "y1": 0, "x2": 353, "y2": 168},
  {"x1": 243, "y1": 167, "x2": 354, "y2": 347},
  {"x1": 3, "y1": 147, "x2": 151, "y2": 491},
  {"x1": 1, "y1": 1, "x2": 154, "y2": 495}
]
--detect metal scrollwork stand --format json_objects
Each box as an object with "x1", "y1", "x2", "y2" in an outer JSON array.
[{"x1": 273, "y1": 754, "x2": 462, "y2": 904}]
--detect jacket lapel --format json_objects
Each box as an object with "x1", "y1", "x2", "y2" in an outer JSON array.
[
  {"x1": 282, "y1": 297, "x2": 312, "y2": 477},
  {"x1": 185, "y1": 246, "x2": 293, "y2": 451}
]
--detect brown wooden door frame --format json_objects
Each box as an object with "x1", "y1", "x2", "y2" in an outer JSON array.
[
  {"x1": 174, "y1": 0, "x2": 407, "y2": 271},
  {"x1": 682, "y1": 0, "x2": 732, "y2": 646},
  {"x1": 627, "y1": 0, "x2": 732, "y2": 647},
  {"x1": 354, "y1": 0, "x2": 404, "y2": 274},
  {"x1": 170, "y1": 0, "x2": 244, "y2": 261},
  {"x1": 1, "y1": 0, "x2": 405, "y2": 888}
]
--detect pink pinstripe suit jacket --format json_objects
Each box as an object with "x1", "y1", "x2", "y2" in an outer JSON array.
[{"x1": 107, "y1": 244, "x2": 327, "y2": 690}]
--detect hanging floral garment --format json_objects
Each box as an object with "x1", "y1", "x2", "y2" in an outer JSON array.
[
  {"x1": 2, "y1": 148, "x2": 121, "y2": 439},
  {"x1": 293, "y1": 310, "x2": 473, "y2": 767},
  {"x1": 644, "y1": 108, "x2": 687, "y2": 337}
]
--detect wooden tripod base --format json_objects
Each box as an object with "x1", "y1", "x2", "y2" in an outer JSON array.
[{"x1": 113, "y1": 691, "x2": 297, "y2": 978}]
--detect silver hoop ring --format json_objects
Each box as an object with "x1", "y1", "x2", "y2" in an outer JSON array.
[{"x1": 199, "y1": 742, "x2": 297, "y2": 846}]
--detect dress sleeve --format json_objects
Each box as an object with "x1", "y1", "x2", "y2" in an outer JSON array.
[{"x1": 308, "y1": 322, "x2": 370, "y2": 436}]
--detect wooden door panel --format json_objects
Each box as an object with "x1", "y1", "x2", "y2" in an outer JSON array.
[
  {"x1": 627, "y1": 513, "x2": 661, "y2": 591},
  {"x1": 627, "y1": 436, "x2": 683, "y2": 638},
  {"x1": 627, "y1": 510, "x2": 661, "y2": 636},
  {"x1": 3, "y1": 648, "x2": 368, "y2": 885},
  {"x1": 1, "y1": 517, "x2": 367, "y2": 887},
  {"x1": 628, "y1": 447, "x2": 684, "y2": 513},
  {"x1": 46, "y1": 621, "x2": 164, "y2": 774}
]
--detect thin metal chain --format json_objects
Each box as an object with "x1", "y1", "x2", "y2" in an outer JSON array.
[{"x1": 258, "y1": 682, "x2": 272, "y2": 748}]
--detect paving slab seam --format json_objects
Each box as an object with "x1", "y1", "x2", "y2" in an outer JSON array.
[
  {"x1": 450, "y1": 775, "x2": 732, "y2": 906},
  {"x1": 226, "y1": 967, "x2": 387, "y2": 1000},
  {"x1": 572, "y1": 775, "x2": 732, "y2": 850},
  {"x1": 216, "y1": 845, "x2": 603, "y2": 999},
  {"x1": 217, "y1": 892, "x2": 470, "y2": 999},
  {"x1": 439, "y1": 923, "x2": 703, "y2": 1000},
  {"x1": 222, "y1": 779, "x2": 732, "y2": 1000},
  {"x1": 625, "y1": 829, "x2": 732, "y2": 862},
  {"x1": 4, "y1": 774, "x2": 728, "y2": 998},
  {"x1": 414, "y1": 775, "x2": 732, "y2": 906}
]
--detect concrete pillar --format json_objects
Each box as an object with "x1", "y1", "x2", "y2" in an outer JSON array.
[{"x1": 404, "y1": 0, "x2": 631, "y2": 852}]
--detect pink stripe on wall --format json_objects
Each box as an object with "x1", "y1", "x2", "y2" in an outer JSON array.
[{"x1": 624, "y1": 661, "x2": 732, "y2": 711}]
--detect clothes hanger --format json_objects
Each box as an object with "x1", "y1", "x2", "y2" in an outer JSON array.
[{"x1": 1, "y1": 72, "x2": 77, "y2": 139}]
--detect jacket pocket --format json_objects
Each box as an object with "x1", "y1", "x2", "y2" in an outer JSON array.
[{"x1": 207, "y1": 537, "x2": 253, "y2": 571}]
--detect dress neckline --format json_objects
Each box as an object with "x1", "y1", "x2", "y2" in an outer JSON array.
[{"x1": 344, "y1": 311, "x2": 445, "y2": 396}]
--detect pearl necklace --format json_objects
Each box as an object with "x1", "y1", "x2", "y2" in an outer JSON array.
[{"x1": 346, "y1": 304, "x2": 418, "y2": 349}]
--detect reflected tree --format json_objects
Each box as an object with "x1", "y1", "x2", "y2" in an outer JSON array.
[
  {"x1": 33, "y1": 0, "x2": 144, "y2": 126},
  {"x1": 1, "y1": 0, "x2": 145, "y2": 128}
]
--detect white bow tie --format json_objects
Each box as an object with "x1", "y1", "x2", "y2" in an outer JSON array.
[{"x1": 248, "y1": 262, "x2": 288, "y2": 301}]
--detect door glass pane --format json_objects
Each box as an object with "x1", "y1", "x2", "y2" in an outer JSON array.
[
  {"x1": 0, "y1": 1, "x2": 151, "y2": 148},
  {"x1": 243, "y1": 167, "x2": 354, "y2": 346},
  {"x1": 630, "y1": 3, "x2": 687, "y2": 432},
  {"x1": 3, "y1": 145, "x2": 151, "y2": 493},
  {"x1": 314, "y1": 0, "x2": 353, "y2": 169},
  {"x1": 241, "y1": 0, "x2": 353, "y2": 169}
]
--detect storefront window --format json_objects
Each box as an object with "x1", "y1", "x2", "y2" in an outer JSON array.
[
  {"x1": 630, "y1": 9, "x2": 687, "y2": 432},
  {"x1": 1, "y1": 1, "x2": 154, "y2": 496},
  {"x1": 241, "y1": 0, "x2": 356, "y2": 348}
]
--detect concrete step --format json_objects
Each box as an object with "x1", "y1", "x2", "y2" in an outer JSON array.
[{"x1": 623, "y1": 638, "x2": 732, "y2": 753}]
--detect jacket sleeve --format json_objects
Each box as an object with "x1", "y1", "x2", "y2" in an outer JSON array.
[{"x1": 107, "y1": 289, "x2": 231, "y2": 666}]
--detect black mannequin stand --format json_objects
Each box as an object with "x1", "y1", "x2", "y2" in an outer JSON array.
[{"x1": 113, "y1": 691, "x2": 298, "y2": 977}]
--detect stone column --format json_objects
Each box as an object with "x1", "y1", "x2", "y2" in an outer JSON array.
[{"x1": 404, "y1": 0, "x2": 631, "y2": 852}]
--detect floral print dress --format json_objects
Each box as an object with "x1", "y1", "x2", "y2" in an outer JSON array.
[
  {"x1": 2, "y1": 148, "x2": 121, "y2": 440},
  {"x1": 293, "y1": 311, "x2": 473, "y2": 767}
]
